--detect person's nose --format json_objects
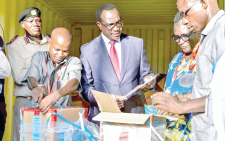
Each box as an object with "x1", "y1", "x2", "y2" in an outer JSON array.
[
  {"x1": 178, "y1": 38, "x2": 185, "y2": 45},
  {"x1": 58, "y1": 51, "x2": 63, "y2": 57},
  {"x1": 32, "y1": 20, "x2": 40, "y2": 27},
  {"x1": 182, "y1": 17, "x2": 189, "y2": 25},
  {"x1": 112, "y1": 24, "x2": 120, "y2": 31}
]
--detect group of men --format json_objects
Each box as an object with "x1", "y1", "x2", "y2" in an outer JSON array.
[
  {"x1": 0, "y1": 0, "x2": 224, "y2": 140},
  {"x1": 4, "y1": 4, "x2": 155, "y2": 141}
]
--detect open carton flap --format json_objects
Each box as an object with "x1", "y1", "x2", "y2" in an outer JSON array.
[
  {"x1": 91, "y1": 90, "x2": 121, "y2": 113},
  {"x1": 91, "y1": 90, "x2": 150, "y2": 124},
  {"x1": 93, "y1": 112, "x2": 150, "y2": 125}
]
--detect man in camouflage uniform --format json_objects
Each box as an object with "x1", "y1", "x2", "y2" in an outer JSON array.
[{"x1": 7, "y1": 7, "x2": 50, "y2": 141}]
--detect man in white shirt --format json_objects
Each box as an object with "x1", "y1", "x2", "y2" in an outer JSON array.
[
  {"x1": 0, "y1": 45, "x2": 11, "y2": 140},
  {"x1": 0, "y1": 50, "x2": 11, "y2": 79},
  {"x1": 208, "y1": 51, "x2": 225, "y2": 141}
]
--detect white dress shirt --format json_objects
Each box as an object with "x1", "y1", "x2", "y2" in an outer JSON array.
[
  {"x1": 0, "y1": 50, "x2": 11, "y2": 79},
  {"x1": 101, "y1": 33, "x2": 122, "y2": 70},
  {"x1": 208, "y1": 51, "x2": 225, "y2": 141}
]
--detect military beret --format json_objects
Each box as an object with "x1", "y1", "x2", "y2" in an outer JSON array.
[{"x1": 18, "y1": 7, "x2": 41, "y2": 23}]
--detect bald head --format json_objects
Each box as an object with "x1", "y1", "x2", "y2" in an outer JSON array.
[
  {"x1": 49, "y1": 27, "x2": 72, "y2": 65},
  {"x1": 51, "y1": 27, "x2": 72, "y2": 44}
]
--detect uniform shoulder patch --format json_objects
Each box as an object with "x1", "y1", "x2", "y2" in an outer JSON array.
[{"x1": 6, "y1": 35, "x2": 19, "y2": 45}]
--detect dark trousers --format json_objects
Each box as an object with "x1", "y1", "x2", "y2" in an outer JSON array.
[
  {"x1": 0, "y1": 99, "x2": 6, "y2": 141},
  {"x1": 0, "y1": 79, "x2": 6, "y2": 141}
]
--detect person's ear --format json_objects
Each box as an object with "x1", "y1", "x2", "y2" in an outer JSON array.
[
  {"x1": 47, "y1": 40, "x2": 51, "y2": 47},
  {"x1": 21, "y1": 21, "x2": 25, "y2": 28},
  {"x1": 201, "y1": 0, "x2": 208, "y2": 9},
  {"x1": 96, "y1": 21, "x2": 102, "y2": 31}
]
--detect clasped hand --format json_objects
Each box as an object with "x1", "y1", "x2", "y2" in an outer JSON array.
[{"x1": 32, "y1": 87, "x2": 61, "y2": 114}]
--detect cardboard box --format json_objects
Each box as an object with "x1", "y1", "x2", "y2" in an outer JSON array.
[
  {"x1": 71, "y1": 92, "x2": 90, "y2": 108},
  {"x1": 20, "y1": 106, "x2": 85, "y2": 141},
  {"x1": 91, "y1": 90, "x2": 152, "y2": 141}
]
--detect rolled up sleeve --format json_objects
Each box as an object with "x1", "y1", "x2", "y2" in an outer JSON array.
[{"x1": 67, "y1": 57, "x2": 82, "y2": 82}]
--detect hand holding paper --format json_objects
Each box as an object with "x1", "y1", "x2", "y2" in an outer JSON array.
[
  {"x1": 114, "y1": 95, "x2": 127, "y2": 108},
  {"x1": 124, "y1": 73, "x2": 159, "y2": 100},
  {"x1": 142, "y1": 75, "x2": 157, "y2": 89}
]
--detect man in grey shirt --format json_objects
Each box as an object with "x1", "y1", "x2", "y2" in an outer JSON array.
[
  {"x1": 152, "y1": 0, "x2": 225, "y2": 140},
  {"x1": 0, "y1": 50, "x2": 11, "y2": 79},
  {"x1": 23, "y1": 27, "x2": 82, "y2": 113}
]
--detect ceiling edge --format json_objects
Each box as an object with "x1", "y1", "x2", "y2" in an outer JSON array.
[{"x1": 37, "y1": 0, "x2": 73, "y2": 24}]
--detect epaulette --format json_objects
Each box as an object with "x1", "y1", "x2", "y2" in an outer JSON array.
[{"x1": 6, "y1": 35, "x2": 18, "y2": 45}]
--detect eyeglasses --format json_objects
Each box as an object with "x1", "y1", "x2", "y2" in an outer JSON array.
[
  {"x1": 180, "y1": 0, "x2": 200, "y2": 19},
  {"x1": 101, "y1": 20, "x2": 124, "y2": 31},
  {"x1": 172, "y1": 33, "x2": 191, "y2": 43}
]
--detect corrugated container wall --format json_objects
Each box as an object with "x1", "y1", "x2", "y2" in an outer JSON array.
[
  {"x1": 0, "y1": 0, "x2": 75, "y2": 140},
  {"x1": 0, "y1": 0, "x2": 225, "y2": 140}
]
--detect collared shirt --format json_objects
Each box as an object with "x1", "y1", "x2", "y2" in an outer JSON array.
[
  {"x1": 193, "y1": 10, "x2": 225, "y2": 98},
  {"x1": 22, "y1": 51, "x2": 82, "y2": 106},
  {"x1": 191, "y1": 10, "x2": 225, "y2": 141},
  {"x1": 101, "y1": 32, "x2": 122, "y2": 70},
  {"x1": 208, "y1": 51, "x2": 225, "y2": 141},
  {"x1": 0, "y1": 50, "x2": 11, "y2": 79},
  {"x1": 7, "y1": 34, "x2": 49, "y2": 96}
]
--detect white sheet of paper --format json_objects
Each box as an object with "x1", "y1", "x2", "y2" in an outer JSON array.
[{"x1": 124, "y1": 73, "x2": 159, "y2": 99}]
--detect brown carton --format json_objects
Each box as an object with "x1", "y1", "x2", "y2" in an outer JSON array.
[
  {"x1": 91, "y1": 90, "x2": 152, "y2": 141},
  {"x1": 20, "y1": 106, "x2": 84, "y2": 141}
]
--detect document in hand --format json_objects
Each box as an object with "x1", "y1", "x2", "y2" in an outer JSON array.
[{"x1": 124, "y1": 73, "x2": 159, "y2": 99}]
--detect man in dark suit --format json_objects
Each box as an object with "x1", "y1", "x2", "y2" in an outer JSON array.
[{"x1": 80, "y1": 4, "x2": 155, "y2": 124}]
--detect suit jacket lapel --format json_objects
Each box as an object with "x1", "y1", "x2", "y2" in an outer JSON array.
[
  {"x1": 120, "y1": 34, "x2": 131, "y2": 83},
  {"x1": 94, "y1": 35, "x2": 118, "y2": 81}
]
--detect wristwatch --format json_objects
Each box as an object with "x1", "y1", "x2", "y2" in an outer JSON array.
[{"x1": 183, "y1": 92, "x2": 187, "y2": 98}]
